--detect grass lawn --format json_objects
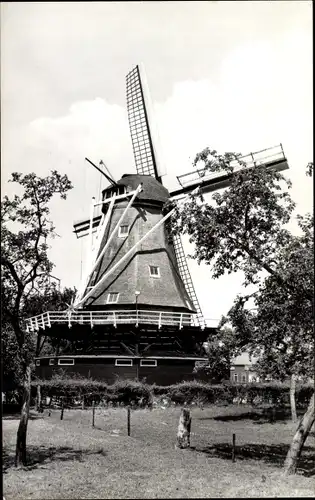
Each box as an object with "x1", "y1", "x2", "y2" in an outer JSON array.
[{"x1": 2, "y1": 405, "x2": 315, "y2": 499}]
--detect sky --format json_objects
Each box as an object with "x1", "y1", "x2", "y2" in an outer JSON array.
[{"x1": 1, "y1": 1, "x2": 313, "y2": 325}]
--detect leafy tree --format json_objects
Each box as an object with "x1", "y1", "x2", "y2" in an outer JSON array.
[
  {"x1": 2, "y1": 283, "x2": 77, "y2": 397},
  {"x1": 224, "y1": 213, "x2": 313, "y2": 416},
  {"x1": 25, "y1": 284, "x2": 77, "y2": 357},
  {"x1": 170, "y1": 149, "x2": 314, "y2": 475},
  {"x1": 195, "y1": 327, "x2": 233, "y2": 382},
  {"x1": 1, "y1": 323, "x2": 26, "y2": 395},
  {"x1": 23, "y1": 283, "x2": 76, "y2": 319},
  {"x1": 1, "y1": 171, "x2": 72, "y2": 466}
]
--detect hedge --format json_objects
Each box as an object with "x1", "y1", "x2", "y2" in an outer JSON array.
[{"x1": 31, "y1": 374, "x2": 314, "y2": 409}]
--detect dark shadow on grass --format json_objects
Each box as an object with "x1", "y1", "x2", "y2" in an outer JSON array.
[
  {"x1": 2, "y1": 445, "x2": 106, "y2": 472},
  {"x1": 194, "y1": 442, "x2": 315, "y2": 477},
  {"x1": 198, "y1": 408, "x2": 306, "y2": 424},
  {"x1": 2, "y1": 412, "x2": 44, "y2": 421}
]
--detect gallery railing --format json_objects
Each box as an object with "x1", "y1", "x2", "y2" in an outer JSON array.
[{"x1": 26, "y1": 309, "x2": 199, "y2": 331}]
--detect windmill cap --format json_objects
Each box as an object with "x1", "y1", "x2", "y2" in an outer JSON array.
[{"x1": 103, "y1": 174, "x2": 170, "y2": 204}]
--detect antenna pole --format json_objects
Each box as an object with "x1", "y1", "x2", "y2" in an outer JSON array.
[
  {"x1": 85, "y1": 157, "x2": 118, "y2": 187},
  {"x1": 100, "y1": 160, "x2": 116, "y2": 183}
]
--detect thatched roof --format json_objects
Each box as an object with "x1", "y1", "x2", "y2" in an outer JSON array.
[{"x1": 104, "y1": 174, "x2": 170, "y2": 204}]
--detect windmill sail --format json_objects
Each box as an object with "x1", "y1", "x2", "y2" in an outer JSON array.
[
  {"x1": 172, "y1": 234, "x2": 206, "y2": 328},
  {"x1": 126, "y1": 63, "x2": 206, "y2": 327},
  {"x1": 126, "y1": 64, "x2": 166, "y2": 181}
]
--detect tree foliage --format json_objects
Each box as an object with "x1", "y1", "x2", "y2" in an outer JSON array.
[
  {"x1": 171, "y1": 149, "x2": 313, "y2": 379},
  {"x1": 195, "y1": 327, "x2": 233, "y2": 382},
  {"x1": 172, "y1": 149, "x2": 297, "y2": 290},
  {"x1": 1, "y1": 171, "x2": 72, "y2": 348},
  {"x1": 2, "y1": 284, "x2": 77, "y2": 393},
  {"x1": 224, "y1": 212, "x2": 313, "y2": 382},
  {"x1": 1, "y1": 170, "x2": 72, "y2": 465}
]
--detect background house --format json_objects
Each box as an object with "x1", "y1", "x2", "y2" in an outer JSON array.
[{"x1": 230, "y1": 353, "x2": 259, "y2": 383}]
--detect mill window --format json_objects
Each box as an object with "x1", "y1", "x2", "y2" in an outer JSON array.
[
  {"x1": 118, "y1": 225, "x2": 130, "y2": 238},
  {"x1": 107, "y1": 292, "x2": 119, "y2": 304},
  {"x1": 104, "y1": 186, "x2": 127, "y2": 199},
  {"x1": 234, "y1": 373, "x2": 238, "y2": 383},
  {"x1": 58, "y1": 358, "x2": 75, "y2": 366},
  {"x1": 140, "y1": 359, "x2": 157, "y2": 367},
  {"x1": 115, "y1": 358, "x2": 133, "y2": 366},
  {"x1": 149, "y1": 265, "x2": 160, "y2": 278}
]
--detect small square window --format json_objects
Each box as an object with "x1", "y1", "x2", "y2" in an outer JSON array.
[
  {"x1": 36, "y1": 360, "x2": 40, "y2": 366},
  {"x1": 140, "y1": 359, "x2": 157, "y2": 367},
  {"x1": 107, "y1": 292, "x2": 119, "y2": 304},
  {"x1": 149, "y1": 265, "x2": 160, "y2": 278},
  {"x1": 58, "y1": 358, "x2": 75, "y2": 366},
  {"x1": 49, "y1": 359, "x2": 55, "y2": 365},
  {"x1": 118, "y1": 225, "x2": 129, "y2": 238},
  {"x1": 115, "y1": 358, "x2": 133, "y2": 366}
]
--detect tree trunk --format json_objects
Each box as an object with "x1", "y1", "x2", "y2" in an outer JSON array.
[
  {"x1": 290, "y1": 374, "x2": 297, "y2": 423},
  {"x1": 283, "y1": 393, "x2": 315, "y2": 476},
  {"x1": 15, "y1": 364, "x2": 31, "y2": 467},
  {"x1": 175, "y1": 408, "x2": 191, "y2": 449}
]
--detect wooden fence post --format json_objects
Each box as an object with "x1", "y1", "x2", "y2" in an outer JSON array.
[
  {"x1": 175, "y1": 408, "x2": 191, "y2": 449},
  {"x1": 36, "y1": 385, "x2": 41, "y2": 412},
  {"x1": 92, "y1": 400, "x2": 95, "y2": 428},
  {"x1": 127, "y1": 407, "x2": 131, "y2": 436},
  {"x1": 232, "y1": 433, "x2": 236, "y2": 462},
  {"x1": 60, "y1": 398, "x2": 64, "y2": 420}
]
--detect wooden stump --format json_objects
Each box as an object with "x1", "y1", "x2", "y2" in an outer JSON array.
[
  {"x1": 175, "y1": 408, "x2": 191, "y2": 449},
  {"x1": 36, "y1": 385, "x2": 41, "y2": 412}
]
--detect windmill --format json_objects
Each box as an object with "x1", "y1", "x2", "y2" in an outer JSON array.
[{"x1": 28, "y1": 64, "x2": 289, "y2": 385}]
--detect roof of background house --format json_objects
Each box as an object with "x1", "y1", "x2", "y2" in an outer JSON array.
[{"x1": 231, "y1": 352, "x2": 259, "y2": 366}]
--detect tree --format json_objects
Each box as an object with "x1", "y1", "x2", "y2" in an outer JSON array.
[
  {"x1": 1, "y1": 170, "x2": 72, "y2": 466},
  {"x1": 1, "y1": 323, "x2": 25, "y2": 396},
  {"x1": 2, "y1": 284, "x2": 77, "y2": 396},
  {"x1": 24, "y1": 284, "x2": 77, "y2": 356},
  {"x1": 170, "y1": 148, "x2": 313, "y2": 474},
  {"x1": 195, "y1": 326, "x2": 233, "y2": 382}
]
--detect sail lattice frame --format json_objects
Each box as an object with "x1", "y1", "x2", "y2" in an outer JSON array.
[
  {"x1": 126, "y1": 66, "x2": 158, "y2": 178},
  {"x1": 172, "y1": 234, "x2": 206, "y2": 328}
]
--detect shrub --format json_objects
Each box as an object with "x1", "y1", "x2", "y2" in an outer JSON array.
[{"x1": 31, "y1": 376, "x2": 314, "y2": 409}]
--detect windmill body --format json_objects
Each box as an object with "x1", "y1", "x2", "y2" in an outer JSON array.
[
  {"x1": 28, "y1": 64, "x2": 289, "y2": 385},
  {"x1": 82, "y1": 174, "x2": 194, "y2": 314}
]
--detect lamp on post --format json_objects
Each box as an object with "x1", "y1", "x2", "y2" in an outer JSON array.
[{"x1": 135, "y1": 290, "x2": 141, "y2": 327}]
